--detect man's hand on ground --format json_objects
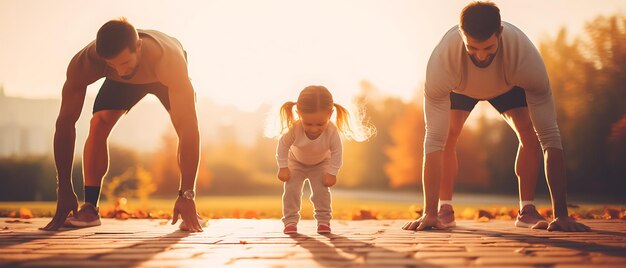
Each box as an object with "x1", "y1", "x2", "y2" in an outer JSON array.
[
  {"x1": 40, "y1": 186, "x2": 78, "y2": 231},
  {"x1": 172, "y1": 197, "x2": 203, "y2": 232},
  {"x1": 547, "y1": 217, "x2": 591, "y2": 232},
  {"x1": 401, "y1": 213, "x2": 446, "y2": 231}
]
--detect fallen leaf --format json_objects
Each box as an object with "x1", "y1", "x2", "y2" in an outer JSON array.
[
  {"x1": 498, "y1": 215, "x2": 512, "y2": 220},
  {"x1": 243, "y1": 210, "x2": 258, "y2": 219},
  {"x1": 477, "y1": 210, "x2": 494, "y2": 219},
  {"x1": 461, "y1": 208, "x2": 477, "y2": 220},
  {"x1": 19, "y1": 208, "x2": 33, "y2": 219},
  {"x1": 604, "y1": 207, "x2": 621, "y2": 219},
  {"x1": 239, "y1": 240, "x2": 248, "y2": 244},
  {"x1": 476, "y1": 216, "x2": 490, "y2": 222}
]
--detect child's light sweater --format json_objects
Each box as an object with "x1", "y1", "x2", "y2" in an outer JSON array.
[{"x1": 276, "y1": 121, "x2": 343, "y2": 175}]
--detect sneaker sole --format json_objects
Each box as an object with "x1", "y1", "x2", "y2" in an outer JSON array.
[
  {"x1": 317, "y1": 225, "x2": 331, "y2": 234},
  {"x1": 68, "y1": 218, "x2": 101, "y2": 227},
  {"x1": 441, "y1": 221, "x2": 456, "y2": 228},
  {"x1": 515, "y1": 219, "x2": 548, "y2": 228}
]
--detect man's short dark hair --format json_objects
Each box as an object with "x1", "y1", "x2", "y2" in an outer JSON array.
[
  {"x1": 460, "y1": 1, "x2": 501, "y2": 41},
  {"x1": 96, "y1": 18, "x2": 138, "y2": 59}
]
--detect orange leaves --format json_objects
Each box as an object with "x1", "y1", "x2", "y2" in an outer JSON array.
[
  {"x1": 2, "y1": 208, "x2": 33, "y2": 219},
  {"x1": 230, "y1": 209, "x2": 261, "y2": 219},
  {"x1": 18, "y1": 208, "x2": 33, "y2": 219},
  {"x1": 351, "y1": 209, "x2": 379, "y2": 220},
  {"x1": 603, "y1": 207, "x2": 624, "y2": 220},
  {"x1": 458, "y1": 207, "x2": 532, "y2": 222},
  {"x1": 2, "y1": 203, "x2": 625, "y2": 222}
]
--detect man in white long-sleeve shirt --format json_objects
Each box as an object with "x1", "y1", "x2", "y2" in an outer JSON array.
[{"x1": 402, "y1": 1, "x2": 589, "y2": 232}]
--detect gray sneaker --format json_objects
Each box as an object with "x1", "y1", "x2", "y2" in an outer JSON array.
[
  {"x1": 67, "y1": 203, "x2": 101, "y2": 227},
  {"x1": 438, "y1": 204, "x2": 456, "y2": 227},
  {"x1": 515, "y1": 205, "x2": 548, "y2": 228}
]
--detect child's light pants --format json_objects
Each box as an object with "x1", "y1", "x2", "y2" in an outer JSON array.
[{"x1": 281, "y1": 159, "x2": 332, "y2": 226}]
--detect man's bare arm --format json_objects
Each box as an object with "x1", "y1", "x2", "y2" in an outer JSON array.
[
  {"x1": 161, "y1": 55, "x2": 202, "y2": 232},
  {"x1": 41, "y1": 80, "x2": 87, "y2": 231}
]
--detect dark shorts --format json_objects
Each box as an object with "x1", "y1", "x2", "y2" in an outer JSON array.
[
  {"x1": 93, "y1": 79, "x2": 171, "y2": 114},
  {"x1": 450, "y1": 86, "x2": 527, "y2": 114}
]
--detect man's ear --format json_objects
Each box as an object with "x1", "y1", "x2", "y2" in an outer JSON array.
[{"x1": 136, "y1": 38, "x2": 143, "y2": 51}]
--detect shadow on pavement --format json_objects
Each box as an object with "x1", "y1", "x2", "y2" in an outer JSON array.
[
  {"x1": 289, "y1": 233, "x2": 442, "y2": 267},
  {"x1": 5, "y1": 229, "x2": 192, "y2": 267},
  {"x1": 444, "y1": 225, "x2": 626, "y2": 258}
]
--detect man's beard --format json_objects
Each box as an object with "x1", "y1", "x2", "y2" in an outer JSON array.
[
  {"x1": 469, "y1": 53, "x2": 496, "y2": 68},
  {"x1": 121, "y1": 64, "x2": 140, "y2": 80}
]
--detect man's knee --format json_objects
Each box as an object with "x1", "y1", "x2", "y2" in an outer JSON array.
[
  {"x1": 517, "y1": 127, "x2": 540, "y2": 148},
  {"x1": 447, "y1": 111, "x2": 469, "y2": 143},
  {"x1": 89, "y1": 111, "x2": 123, "y2": 133},
  {"x1": 446, "y1": 125, "x2": 463, "y2": 147}
]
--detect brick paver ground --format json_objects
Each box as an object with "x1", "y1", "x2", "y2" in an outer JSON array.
[{"x1": 0, "y1": 218, "x2": 625, "y2": 267}]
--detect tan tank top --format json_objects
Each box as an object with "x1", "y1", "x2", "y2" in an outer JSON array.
[{"x1": 66, "y1": 29, "x2": 186, "y2": 87}]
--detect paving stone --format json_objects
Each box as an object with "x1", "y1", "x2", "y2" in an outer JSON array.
[
  {"x1": 0, "y1": 218, "x2": 624, "y2": 267},
  {"x1": 475, "y1": 256, "x2": 589, "y2": 265}
]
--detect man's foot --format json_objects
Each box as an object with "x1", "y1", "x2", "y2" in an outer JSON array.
[
  {"x1": 515, "y1": 205, "x2": 549, "y2": 228},
  {"x1": 67, "y1": 203, "x2": 101, "y2": 227},
  {"x1": 438, "y1": 204, "x2": 456, "y2": 228},
  {"x1": 317, "y1": 223, "x2": 331, "y2": 234},
  {"x1": 283, "y1": 224, "x2": 297, "y2": 234}
]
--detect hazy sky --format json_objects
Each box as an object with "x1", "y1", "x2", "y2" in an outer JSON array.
[{"x1": 1, "y1": 0, "x2": 625, "y2": 111}]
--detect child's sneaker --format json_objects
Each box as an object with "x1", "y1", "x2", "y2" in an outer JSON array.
[
  {"x1": 515, "y1": 205, "x2": 549, "y2": 228},
  {"x1": 283, "y1": 224, "x2": 298, "y2": 234},
  {"x1": 317, "y1": 223, "x2": 331, "y2": 234},
  {"x1": 438, "y1": 204, "x2": 456, "y2": 228},
  {"x1": 67, "y1": 203, "x2": 101, "y2": 227}
]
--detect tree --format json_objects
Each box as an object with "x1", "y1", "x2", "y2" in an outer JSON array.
[
  {"x1": 385, "y1": 100, "x2": 424, "y2": 188},
  {"x1": 539, "y1": 14, "x2": 626, "y2": 196}
]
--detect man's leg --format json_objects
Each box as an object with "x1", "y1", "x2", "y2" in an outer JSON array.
[
  {"x1": 440, "y1": 110, "x2": 471, "y2": 200},
  {"x1": 501, "y1": 107, "x2": 547, "y2": 228},
  {"x1": 437, "y1": 110, "x2": 470, "y2": 227},
  {"x1": 68, "y1": 110, "x2": 125, "y2": 227},
  {"x1": 501, "y1": 107, "x2": 542, "y2": 203},
  {"x1": 83, "y1": 110, "x2": 126, "y2": 191}
]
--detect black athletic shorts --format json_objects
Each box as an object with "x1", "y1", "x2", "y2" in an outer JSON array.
[
  {"x1": 92, "y1": 79, "x2": 171, "y2": 114},
  {"x1": 450, "y1": 86, "x2": 527, "y2": 114}
]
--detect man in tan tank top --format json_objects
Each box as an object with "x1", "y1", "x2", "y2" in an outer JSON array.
[
  {"x1": 402, "y1": 2, "x2": 589, "y2": 232},
  {"x1": 41, "y1": 18, "x2": 203, "y2": 232}
]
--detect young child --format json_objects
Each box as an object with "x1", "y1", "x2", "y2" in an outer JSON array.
[{"x1": 274, "y1": 85, "x2": 374, "y2": 234}]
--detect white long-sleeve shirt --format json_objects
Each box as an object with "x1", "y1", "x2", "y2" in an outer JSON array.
[
  {"x1": 424, "y1": 21, "x2": 563, "y2": 154},
  {"x1": 276, "y1": 121, "x2": 343, "y2": 175}
]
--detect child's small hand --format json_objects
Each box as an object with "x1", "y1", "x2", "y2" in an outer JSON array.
[
  {"x1": 277, "y1": 168, "x2": 291, "y2": 182},
  {"x1": 323, "y1": 173, "x2": 337, "y2": 187}
]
